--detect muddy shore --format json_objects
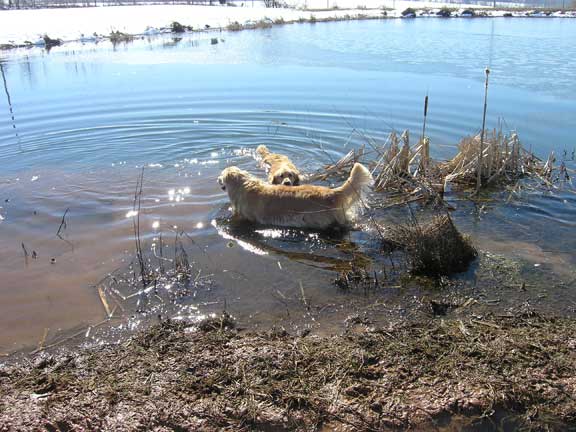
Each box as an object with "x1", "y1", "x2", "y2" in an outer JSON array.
[{"x1": 1, "y1": 312, "x2": 575, "y2": 431}]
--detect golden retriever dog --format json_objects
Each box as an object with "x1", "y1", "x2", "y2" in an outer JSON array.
[
  {"x1": 218, "y1": 163, "x2": 373, "y2": 230},
  {"x1": 256, "y1": 145, "x2": 301, "y2": 186}
]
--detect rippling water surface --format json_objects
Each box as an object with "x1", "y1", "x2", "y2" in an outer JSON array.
[{"x1": 0, "y1": 18, "x2": 575, "y2": 352}]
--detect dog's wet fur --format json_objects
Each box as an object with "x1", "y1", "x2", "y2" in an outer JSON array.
[
  {"x1": 256, "y1": 145, "x2": 302, "y2": 186},
  {"x1": 218, "y1": 163, "x2": 373, "y2": 230}
]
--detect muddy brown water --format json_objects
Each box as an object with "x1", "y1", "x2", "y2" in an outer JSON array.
[{"x1": 1, "y1": 19, "x2": 576, "y2": 353}]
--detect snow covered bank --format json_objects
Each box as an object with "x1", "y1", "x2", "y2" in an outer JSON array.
[
  {"x1": 0, "y1": 5, "x2": 370, "y2": 45},
  {"x1": 0, "y1": 4, "x2": 574, "y2": 47}
]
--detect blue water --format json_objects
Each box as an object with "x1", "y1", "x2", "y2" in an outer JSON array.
[
  {"x1": 0, "y1": 18, "x2": 575, "y2": 351},
  {"x1": 1, "y1": 18, "x2": 575, "y2": 173}
]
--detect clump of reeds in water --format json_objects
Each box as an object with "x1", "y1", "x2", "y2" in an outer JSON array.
[
  {"x1": 311, "y1": 129, "x2": 442, "y2": 203},
  {"x1": 109, "y1": 30, "x2": 135, "y2": 44},
  {"x1": 440, "y1": 130, "x2": 544, "y2": 190},
  {"x1": 312, "y1": 127, "x2": 554, "y2": 203},
  {"x1": 387, "y1": 213, "x2": 477, "y2": 276}
]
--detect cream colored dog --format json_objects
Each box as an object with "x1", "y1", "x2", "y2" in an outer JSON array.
[
  {"x1": 256, "y1": 145, "x2": 302, "y2": 186},
  {"x1": 218, "y1": 163, "x2": 373, "y2": 230}
]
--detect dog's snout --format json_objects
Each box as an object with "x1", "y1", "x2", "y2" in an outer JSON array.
[
  {"x1": 217, "y1": 177, "x2": 226, "y2": 191},
  {"x1": 282, "y1": 178, "x2": 292, "y2": 186}
]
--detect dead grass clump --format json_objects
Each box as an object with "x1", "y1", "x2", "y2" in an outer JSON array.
[
  {"x1": 441, "y1": 130, "x2": 545, "y2": 189},
  {"x1": 226, "y1": 21, "x2": 243, "y2": 31},
  {"x1": 389, "y1": 213, "x2": 477, "y2": 276},
  {"x1": 334, "y1": 264, "x2": 376, "y2": 291},
  {"x1": 312, "y1": 125, "x2": 557, "y2": 208},
  {"x1": 109, "y1": 30, "x2": 134, "y2": 43},
  {"x1": 254, "y1": 18, "x2": 273, "y2": 29},
  {"x1": 197, "y1": 312, "x2": 235, "y2": 332}
]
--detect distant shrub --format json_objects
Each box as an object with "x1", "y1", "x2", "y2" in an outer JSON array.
[
  {"x1": 437, "y1": 7, "x2": 452, "y2": 17},
  {"x1": 171, "y1": 21, "x2": 186, "y2": 33},
  {"x1": 43, "y1": 34, "x2": 62, "y2": 47},
  {"x1": 309, "y1": 14, "x2": 317, "y2": 23},
  {"x1": 227, "y1": 21, "x2": 243, "y2": 31},
  {"x1": 401, "y1": 7, "x2": 416, "y2": 17},
  {"x1": 255, "y1": 18, "x2": 273, "y2": 28}
]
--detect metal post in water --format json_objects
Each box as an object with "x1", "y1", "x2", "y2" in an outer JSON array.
[{"x1": 477, "y1": 67, "x2": 490, "y2": 192}]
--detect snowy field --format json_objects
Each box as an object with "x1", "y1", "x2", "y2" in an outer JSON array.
[{"x1": 0, "y1": 2, "x2": 573, "y2": 46}]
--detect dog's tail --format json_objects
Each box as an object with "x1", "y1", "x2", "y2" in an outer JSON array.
[
  {"x1": 256, "y1": 145, "x2": 270, "y2": 159},
  {"x1": 336, "y1": 163, "x2": 373, "y2": 212}
]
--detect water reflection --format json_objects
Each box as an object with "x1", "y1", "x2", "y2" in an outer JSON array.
[{"x1": 0, "y1": 19, "x2": 575, "y2": 353}]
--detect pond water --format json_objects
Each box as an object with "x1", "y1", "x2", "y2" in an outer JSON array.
[{"x1": 0, "y1": 18, "x2": 575, "y2": 353}]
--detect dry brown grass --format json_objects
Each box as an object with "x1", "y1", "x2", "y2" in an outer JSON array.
[
  {"x1": 310, "y1": 127, "x2": 556, "y2": 209},
  {"x1": 1, "y1": 314, "x2": 575, "y2": 431},
  {"x1": 387, "y1": 213, "x2": 477, "y2": 276}
]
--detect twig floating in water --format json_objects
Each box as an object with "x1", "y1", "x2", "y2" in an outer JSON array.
[
  {"x1": 56, "y1": 208, "x2": 70, "y2": 239},
  {"x1": 21, "y1": 242, "x2": 29, "y2": 265}
]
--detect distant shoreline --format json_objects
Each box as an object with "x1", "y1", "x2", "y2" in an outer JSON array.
[{"x1": 1, "y1": 4, "x2": 575, "y2": 51}]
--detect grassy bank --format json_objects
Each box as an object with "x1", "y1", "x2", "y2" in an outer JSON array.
[{"x1": 1, "y1": 313, "x2": 575, "y2": 430}]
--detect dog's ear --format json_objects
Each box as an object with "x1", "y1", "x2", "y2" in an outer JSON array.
[{"x1": 292, "y1": 173, "x2": 300, "y2": 186}]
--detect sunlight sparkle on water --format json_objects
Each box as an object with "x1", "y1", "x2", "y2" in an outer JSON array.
[
  {"x1": 256, "y1": 229, "x2": 283, "y2": 239},
  {"x1": 152, "y1": 221, "x2": 160, "y2": 229},
  {"x1": 196, "y1": 222, "x2": 204, "y2": 229},
  {"x1": 125, "y1": 210, "x2": 138, "y2": 218}
]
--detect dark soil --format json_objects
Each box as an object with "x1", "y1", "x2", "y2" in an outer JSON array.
[{"x1": 1, "y1": 312, "x2": 575, "y2": 431}]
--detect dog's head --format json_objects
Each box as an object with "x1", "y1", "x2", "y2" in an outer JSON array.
[
  {"x1": 271, "y1": 168, "x2": 300, "y2": 186},
  {"x1": 218, "y1": 166, "x2": 250, "y2": 194}
]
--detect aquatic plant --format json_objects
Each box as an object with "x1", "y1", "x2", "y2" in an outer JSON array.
[
  {"x1": 109, "y1": 30, "x2": 134, "y2": 44},
  {"x1": 226, "y1": 21, "x2": 243, "y2": 31}
]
